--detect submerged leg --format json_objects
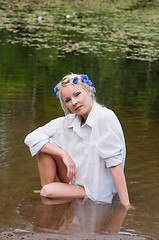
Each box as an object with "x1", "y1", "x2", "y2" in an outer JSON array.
[{"x1": 40, "y1": 182, "x2": 86, "y2": 199}]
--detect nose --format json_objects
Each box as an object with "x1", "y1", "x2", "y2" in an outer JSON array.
[{"x1": 72, "y1": 97, "x2": 77, "y2": 105}]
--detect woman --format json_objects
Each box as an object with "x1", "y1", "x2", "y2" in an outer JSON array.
[{"x1": 25, "y1": 73, "x2": 130, "y2": 207}]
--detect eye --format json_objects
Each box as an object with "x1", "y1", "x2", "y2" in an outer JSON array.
[
  {"x1": 74, "y1": 91, "x2": 81, "y2": 97},
  {"x1": 65, "y1": 98, "x2": 71, "y2": 103}
]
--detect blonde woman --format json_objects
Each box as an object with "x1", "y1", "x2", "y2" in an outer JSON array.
[{"x1": 25, "y1": 74, "x2": 131, "y2": 207}]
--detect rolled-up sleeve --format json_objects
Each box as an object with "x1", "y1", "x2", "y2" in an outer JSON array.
[
  {"x1": 24, "y1": 118, "x2": 63, "y2": 157},
  {"x1": 94, "y1": 110, "x2": 126, "y2": 168}
]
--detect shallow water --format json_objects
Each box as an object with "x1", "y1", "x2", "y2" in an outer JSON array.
[{"x1": 0, "y1": 30, "x2": 159, "y2": 238}]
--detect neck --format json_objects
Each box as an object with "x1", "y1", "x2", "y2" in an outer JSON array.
[
  {"x1": 81, "y1": 116, "x2": 86, "y2": 126},
  {"x1": 81, "y1": 102, "x2": 94, "y2": 125}
]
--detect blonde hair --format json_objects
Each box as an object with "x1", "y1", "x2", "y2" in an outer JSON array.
[{"x1": 56, "y1": 73, "x2": 96, "y2": 115}]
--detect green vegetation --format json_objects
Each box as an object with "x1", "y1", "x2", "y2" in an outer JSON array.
[{"x1": 0, "y1": 0, "x2": 159, "y2": 61}]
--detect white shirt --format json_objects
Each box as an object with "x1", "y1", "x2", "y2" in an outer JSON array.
[{"x1": 24, "y1": 103, "x2": 126, "y2": 203}]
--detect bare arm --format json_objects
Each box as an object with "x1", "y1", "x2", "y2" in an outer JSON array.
[
  {"x1": 109, "y1": 164, "x2": 130, "y2": 206},
  {"x1": 40, "y1": 142, "x2": 76, "y2": 181}
]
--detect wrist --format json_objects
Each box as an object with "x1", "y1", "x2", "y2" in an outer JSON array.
[
  {"x1": 60, "y1": 148, "x2": 67, "y2": 158},
  {"x1": 121, "y1": 201, "x2": 131, "y2": 207}
]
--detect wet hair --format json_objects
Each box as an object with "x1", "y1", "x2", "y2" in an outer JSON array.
[{"x1": 56, "y1": 73, "x2": 96, "y2": 115}]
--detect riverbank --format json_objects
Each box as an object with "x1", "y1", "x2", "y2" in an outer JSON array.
[{"x1": 0, "y1": 232, "x2": 155, "y2": 240}]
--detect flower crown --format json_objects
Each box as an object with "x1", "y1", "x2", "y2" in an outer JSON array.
[{"x1": 54, "y1": 74, "x2": 96, "y2": 99}]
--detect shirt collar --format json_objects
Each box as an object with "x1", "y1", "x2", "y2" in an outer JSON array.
[
  {"x1": 83, "y1": 102, "x2": 98, "y2": 127},
  {"x1": 67, "y1": 102, "x2": 99, "y2": 129}
]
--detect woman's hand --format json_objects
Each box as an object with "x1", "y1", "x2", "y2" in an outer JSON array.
[
  {"x1": 121, "y1": 204, "x2": 137, "y2": 211},
  {"x1": 40, "y1": 142, "x2": 76, "y2": 182},
  {"x1": 61, "y1": 150, "x2": 77, "y2": 182}
]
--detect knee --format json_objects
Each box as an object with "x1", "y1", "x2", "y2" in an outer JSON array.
[
  {"x1": 40, "y1": 184, "x2": 53, "y2": 198},
  {"x1": 37, "y1": 152, "x2": 50, "y2": 160}
]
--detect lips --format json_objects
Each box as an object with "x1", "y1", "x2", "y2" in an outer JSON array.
[{"x1": 75, "y1": 105, "x2": 82, "y2": 111}]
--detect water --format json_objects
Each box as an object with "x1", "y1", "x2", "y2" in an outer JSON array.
[{"x1": 0, "y1": 30, "x2": 159, "y2": 238}]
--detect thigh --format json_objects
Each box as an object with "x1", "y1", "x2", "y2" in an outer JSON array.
[
  {"x1": 40, "y1": 182, "x2": 86, "y2": 199},
  {"x1": 37, "y1": 152, "x2": 69, "y2": 186},
  {"x1": 54, "y1": 155, "x2": 69, "y2": 183}
]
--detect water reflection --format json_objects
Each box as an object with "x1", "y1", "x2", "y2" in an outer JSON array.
[
  {"x1": 19, "y1": 196, "x2": 128, "y2": 235},
  {"x1": 0, "y1": 30, "x2": 159, "y2": 238}
]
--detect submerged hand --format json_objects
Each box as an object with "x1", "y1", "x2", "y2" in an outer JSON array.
[
  {"x1": 62, "y1": 151, "x2": 77, "y2": 182},
  {"x1": 121, "y1": 203, "x2": 137, "y2": 211}
]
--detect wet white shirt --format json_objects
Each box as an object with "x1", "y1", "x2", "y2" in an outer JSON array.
[{"x1": 24, "y1": 103, "x2": 126, "y2": 203}]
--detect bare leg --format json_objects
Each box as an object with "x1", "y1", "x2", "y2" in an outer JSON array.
[
  {"x1": 40, "y1": 196, "x2": 73, "y2": 205},
  {"x1": 37, "y1": 152, "x2": 56, "y2": 187},
  {"x1": 40, "y1": 182, "x2": 86, "y2": 199},
  {"x1": 37, "y1": 152, "x2": 68, "y2": 187},
  {"x1": 37, "y1": 153, "x2": 86, "y2": 200}
]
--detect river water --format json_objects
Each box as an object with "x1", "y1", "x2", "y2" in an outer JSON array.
[{"x1": 0, "y1": 30, "x2": 159, "y2": 238}]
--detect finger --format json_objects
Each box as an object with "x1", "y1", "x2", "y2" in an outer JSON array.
[
  {"x1": 122, "y1": 204, "x2": 137, "y2": 211},
  {"x1": 68, "y1": 165, "x2": 76, "y2": 181},
  {"x1": 74, "y1": 166, "x2": 77, "y2": 179},
  {"x1": 67, "y1": 167, "x2": 73, "y2": 181},
  {"x1": 129, "y1": 206, "x2": 137, "y2": 210},
  {"x1": 72, "y1": 165, "x2": 77, "y2": 180}
]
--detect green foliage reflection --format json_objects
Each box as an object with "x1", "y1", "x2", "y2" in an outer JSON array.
[{"x1": 0, "y1": 0, "x2": 159, "y2": 61}]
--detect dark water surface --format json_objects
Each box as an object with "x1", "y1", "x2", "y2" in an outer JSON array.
[{"x1": 0, "y1": 31, "x2": 159, "y2": 238}]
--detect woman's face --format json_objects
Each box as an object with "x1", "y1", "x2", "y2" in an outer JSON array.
[{"x1": 61, "y1": 84, "x2": 93, "y2": 120}]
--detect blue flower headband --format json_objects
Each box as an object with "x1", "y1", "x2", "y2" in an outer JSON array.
[{"x1": 54, "y1": 74, "x2": 96, "y2": 99}]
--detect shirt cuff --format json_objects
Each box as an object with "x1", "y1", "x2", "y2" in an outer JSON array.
[
  {"x1": 30, "y1": 139, "x2": 49, "y2": 156},
  {"x1": 104, "y1": 155, "x2": 123, "y2": 168}
]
